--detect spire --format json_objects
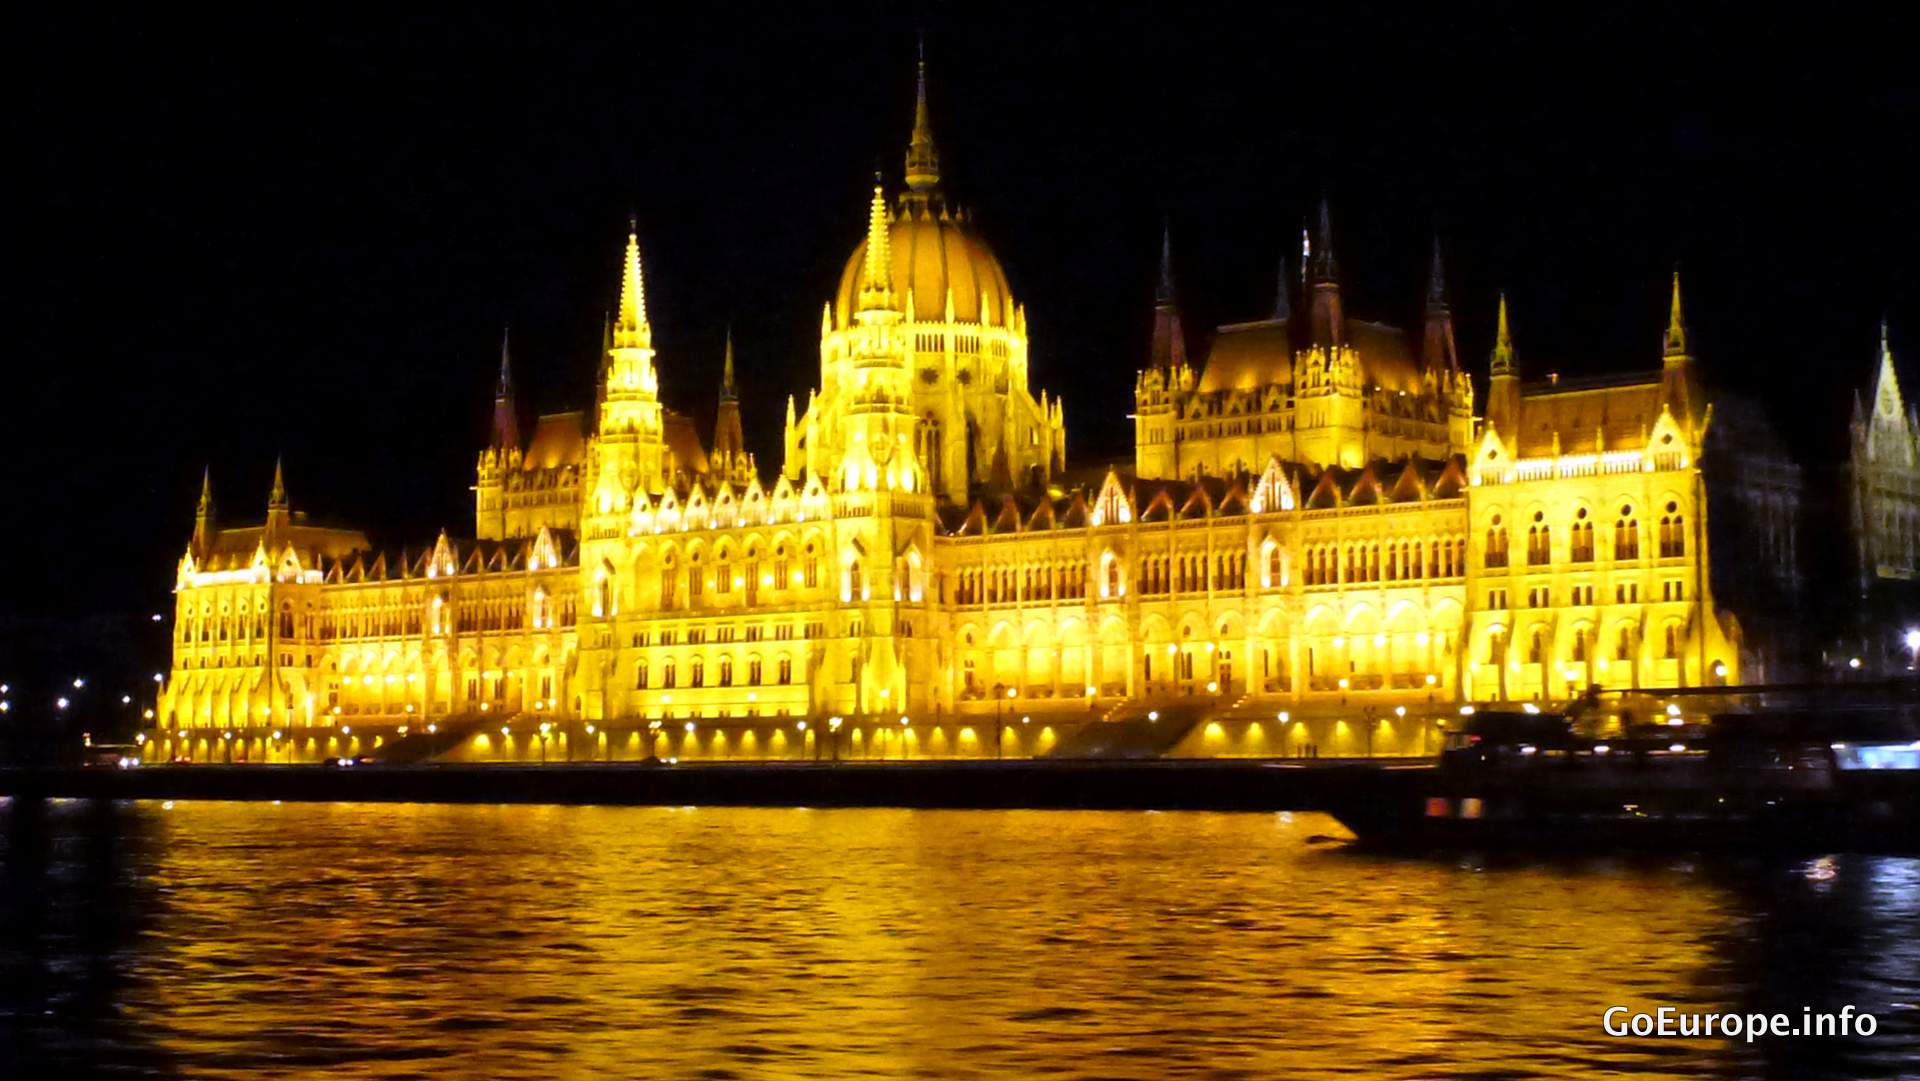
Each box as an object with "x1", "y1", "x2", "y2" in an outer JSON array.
[
  {"x1": 269, "y1": 456, "x2": 287, "y2": 508},
  {"x1": 904, "y1": 35, "x2": 941, "y2": 195},
  {"x1": 1663, "y1": 270, "x2": 1688, "y2": 358},
  {"x1": 1272, "y1": 256, "x2": 1291, "y2": 322},
  {"x1": 859, "y1": 179, "x2": 895, "y2": 307},
  {"x1": 1150, "y1": 224, "x2": 1188, "y2": 371},
  {"x1": 1157, "y1": 220, "x2": 1176, "y2": 306},
  {"x1": 1421, "y1": 239, "x2": 1459, "y2": 372},
  {"x1": 614, "y1": 215, "x2": 650, "y2": 349},
  {"x1": 712, "y1": 329, "x2": 745, "y2": 468},
  {"x1": 1307, "y1": 196, "x2": 1344, "y2": 348},
  {"x1": 491, "y1": 324, "x2": 520, "y2": 449},
  {"x1": 1490, "y1": 293, "x2": 1517, "y2": 377},
  {"x1": 1310, "y1": 195, "x2": 1338, "y2": 283},
  {"x1": 191, "y1": 466, "x2": 214, "y2": 555}
]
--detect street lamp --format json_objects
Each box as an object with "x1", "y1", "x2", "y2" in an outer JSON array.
[{"x1": 1905, "y1": 629, "x2": 1920, "y2": 670}]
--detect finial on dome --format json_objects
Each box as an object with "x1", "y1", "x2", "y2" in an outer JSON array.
[{"x1": 904, "y1": 36, "x2": 941, "y2": 195}]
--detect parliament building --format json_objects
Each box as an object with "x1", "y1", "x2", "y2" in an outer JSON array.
[{"x1": 148, "y1": 59, "x2": 1748, "y2": 765}]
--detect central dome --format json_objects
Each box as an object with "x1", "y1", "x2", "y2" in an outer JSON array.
[{"x1": 832, "y1": 203, "x2": 1016, "y2": 328}]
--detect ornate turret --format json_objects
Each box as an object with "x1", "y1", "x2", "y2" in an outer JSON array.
[
  {"x1": 1307, "y1": 196, "x2": 1344, "y2": 349},
  {"x1": 858, "y1": 180, "x2": 897, "y2": 315},
  {"x1": 595, "y1": 217, "x2": 668, "y2": 498},
  {"x1": 492, "y1": 325, "x2": 520, "y2": 449},
  {"x1": 1422, "y1": 237, "x2": 1459, "y2": 373}
]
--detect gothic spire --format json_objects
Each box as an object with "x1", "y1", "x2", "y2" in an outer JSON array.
[
  {"x1": 1310, "y1": 194, "x2": 1338, "y2": 283},
  {"x1": 268, "y1": 455, "x2": 287, "y2": 508},
  {"x1": 904, "y1": 36, "x2": 941, "y2": 195},
  {"x1": 1150, "y1": 223, "x2": 1188, "y2": 371},
  {"x1": 197, "y1": 466, "x2": 213, "y2": 517},
  {"x1": 1273, "y1": 255, "x2": 1291, "y2": 322},
  {"x1": 1491, "y1": 293, "x2": 1517, "y2": 377},
  {"x1": 1663, "y1": 270, "x2": 1689, "y2": 358},
  {"x1": 492, "y1": 324, "x2": 520, "y2": 449},
  {"x1": 721, "y1": 326, "x2": 738, "y2": 403},
  {"x1": 1157, "y1": 220, "x2": 1176, "y2": 307},
  {"x1": 1307, "y1": 196, "x2": 1344, "y2": 347},
  {"x1": 614, "y1": 214, "x2": 650, "y2": 349},
  {"x1": 859, "y1": 179, "x2": 894, "y2": 307},
  {"x1": 1421, "y1": 239, "x2": 1459, "y2": 372}
]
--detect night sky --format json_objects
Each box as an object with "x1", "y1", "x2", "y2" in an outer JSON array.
[{"x1": 11, "y1": 2, "x2": 1917, "y2": 621}]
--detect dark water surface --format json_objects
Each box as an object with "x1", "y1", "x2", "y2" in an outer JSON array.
[{"x1": 2, "y1": 800, "x2": 1916, "y2": 1080}]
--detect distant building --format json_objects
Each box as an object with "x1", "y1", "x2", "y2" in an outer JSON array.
[
  {"x1": 151, "y1": 54, "x2": 1744, "y2": 765},
  {"x1": 1840, "y1": 322, "x2": 1920, "y2": 672}
]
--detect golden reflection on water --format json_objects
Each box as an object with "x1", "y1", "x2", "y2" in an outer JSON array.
[{"x1": 9, "y1": 801, "x2": 1913, "y2": 1079}]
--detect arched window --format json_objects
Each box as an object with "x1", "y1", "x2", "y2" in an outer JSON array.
[
  {"x1": 1527, "y1": 512, "x2": 1551, "y2": 565},
  {"x1": 1485, "y1": 515, "x2": 1509, "y2": 568},
  {"x1": 719, "y1": 657, "x2": 733, "y2": 687},
  {"x1": 1571, "y1": 631, "x2": 1587, "y2": 662},
  {"x1": 636, "y1": 661, "x2": 649, "y2": 689},
  {"x1": 1105, "y1": 554, "x2": 1122, "y2": 597},
  {"x1": 1663, "y1": 625, "x2": 1679, "y2": 659},
  {"x1": 846, "y1": 558, "x2": 865, "y2": 601},
  {"x1": 691, "y1": 659, "x2": 705, "y2": 688},
  {"x1": 777, "y1": 656, "x2": 793, "y2": 684},
  {"x1": 1615, "y1": 507, "x2": 1640, "y2": 561},
  {"x1": 748, "y1": 657, "x2": 762, "y2": 685},
  {"x1": 1527, "y1": 627, "x2": 1547, "y2": 664},
  {"x1": 662, "y1": 661, "x2": 677, "y2": 689},
  {"x1": 1571, "y1": 508, "x2": 1595, "y2": 562},
  {"x1": 279, "y1": 603, "x2": 295, "y2": 638},
  {"x1": 1660, "y1": 502, "x2": 1686, "y2": 558},
  {"x1": 804, "y1": 545, "x2": 821, "y2": 589},
  {"x1": 1267, "y1": 545, "x2": 1283, "y2": 585}
]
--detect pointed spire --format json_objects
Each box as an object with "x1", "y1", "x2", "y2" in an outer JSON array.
[
  {"x1": 1307, "y1": 196, "x2": 1344, "y2": 347},
  {"x1": 721, "y1": 327, "x2": 738, "y2": 403},
  {"x1": 197, "y1": 466, "x2": 213, "y2": 516},
  {"x1": 1427, "y1": 235, "x2": 1447, "y2": 309},
  {"x1": 1150, "y1": 224, "x2": 1187, "y2": 371},
  {"x1": 269, "y1": 456, "x2": 287, "y2": 508},
  {"x1": 497, "y1": 325, "x2": 513, "y2": 395},
  {"x1": 491, "y1": 324, "x2": 521, "y2": 449},
  {"x1": 1663, "y1": 270, "x2": 1688, "y2": 358},
  {"x1": 1310, "y1": 195, "x2": 1338, "y2": 283},
  {"x1": 1421, "y1": 239, "x2": 1459, "y2": 373},
  {"x1": 1491, "y1": 293, "x2": 1517, "y2": 377},
  {"x1": 614, "y1": 214, "x2": 649, "y2": 348},
  {"x1": 1272, "y1": 256, "x2": 1291, "y2": 322},
  {"x1": 859, "y1": 179, "x2": 894, "y2": 305},
  {"x1": 904, "y1": 34, "x2": 941, "y2": 195},
  {"x1": 1300, "y1": 221, "x2": 1310, "y2": 284},
  {"x1": 191, "y1": 466, "x2": 215, "y2": 555},
  {"x1": 1157, "y1": 220, "x2": 1176, "y2": 306}
]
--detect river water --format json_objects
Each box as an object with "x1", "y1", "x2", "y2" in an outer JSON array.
[{"x1": 2, "y1": 799, "x2": 1915, "y2": 1079}]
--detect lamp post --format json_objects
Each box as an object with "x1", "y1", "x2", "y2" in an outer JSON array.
[
  {"x1": 828, "y1": 716, "x2": 843, "y2": 763},
  {"x1": 1905, "y1": 629, "x2": 1920, "y2": 671}
]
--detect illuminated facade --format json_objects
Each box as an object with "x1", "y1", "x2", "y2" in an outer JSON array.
[{"x1": 151, "y1": 58, "x2": 1741, "y2": 764}]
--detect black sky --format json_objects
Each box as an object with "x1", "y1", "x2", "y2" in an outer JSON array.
[{"x1": 9, "y1": 1, "x2": 1917, "y2": 620}]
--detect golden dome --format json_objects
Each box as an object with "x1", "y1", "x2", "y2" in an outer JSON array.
[{"x1": 833, "y1": 203, "x2": 1016, "y2": 329}]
